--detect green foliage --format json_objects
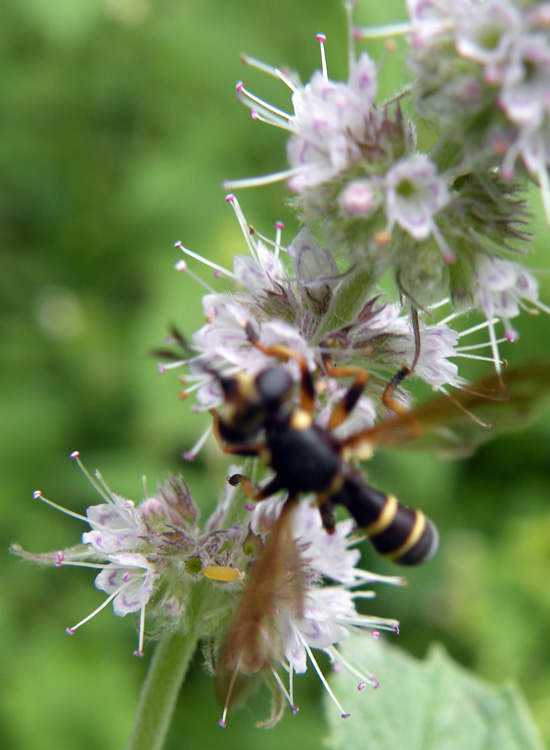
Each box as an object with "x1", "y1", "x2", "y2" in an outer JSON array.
[{"x1": 327, "y1": 636, "x2": 546, "y2": 750}]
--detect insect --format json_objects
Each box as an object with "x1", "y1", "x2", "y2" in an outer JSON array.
[
  {"x1": 160, "y1": 326, "x2": 550, "y2": 717},
  {"x1": 211, "y1": 334, "x2": 550, "y2": 720},
  {"x1": 211, "y1": 324, "x2": 442, "y2": 567},
  {"x1": 210, "y1": 329, "x2": 550, "y2": 565}
]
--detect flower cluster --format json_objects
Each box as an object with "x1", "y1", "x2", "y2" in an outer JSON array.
[
  {"x1": 220, "y1": 0, "x2": 548, "y2": 374},
  {"x1": 405, "y1": 0, "x2": 550, "y2": 219},
  {"x1": 14, "y1": 0, "x2": 550, "y2": 736},
  {"x1": 12, "y1": 453, "x2": 403, "y2": 726}
]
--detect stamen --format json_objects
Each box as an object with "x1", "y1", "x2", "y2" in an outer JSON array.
[
  {"x1": 56, "y1": 560, "x2": 106, "y2": 570},
  {"x1": 351, "y1": 569, "x2": 406, "y2": 587},
  {"x1": 177, "y1": 378, "x2": 208, "y2": 398},
  {"x1": 316, "y1": 33, "x2": 328, "y2": 81},
  {"x1": 270, "y1": 666, "x2": 295, "y2": 708},
  {"x1": 225, "y1": 194, "x2": 260, "y2": 261},
  {"x1": 274, "y1": 221, "x2": 284, "y2": 261},
  {"x1": 427, "y1": 297, "x2": 451, "y2": 311},
  {"x1": 537, "y1": 163, "x2": 550, "y2": 226},
  {"x1": 158, "y1": 359, "x2": 187, "y2": 373},
  {"x1": 353, "y1": 21, "x2": 412, "y2": 40},
  {"x1": 456, "y1": 353, "x2": 507, "y2": 365},
  {"x1": 235, "y1": 81, "x2": 293, "y2": 128},
  {"x1": 219, "y1": 653, "x2": 244, "y2": 728},
  {"x1": 437, "y1": 309, "x2": 462, "y2": 327},
  {"x1": 325, "y1": 645, "x2": 379, "y2": 689},
  {"x1": 133, "y1": 605, "x2": 146, "y2": 657},
  {"x1": 94, "y1": 470, "x2": 137, "y2": 521},
  {"x1": 487, "y1": 319, "x2": 503, "y2": 375},
  {"x1": 174, "y1": 241, "x2": 235, "y2": 280},
  {"x1": 301, "y1": 636, "x2": 350, "y2": 718},
  {"x1": 33, "y1": 490, "x2": 88, "y2": 523},
  {"x1": 239, "y1": 53, "x2": 298, "y2": 93},
  {"x1": 288, "y1": 663, "x2": 297, "y2": 713},
  {"x1": 457, "y1": 317, "x2": 500, "y2": 339},
  {"x1": 456, "y1": 338, "x2": 507, "y2": 352},
  {"x1": 223, "y1": 165, "x2": 308, "y2": 191},
  {"x1": 182, "y1": 423, "x2": 213, "y2": 461},
  {"x1": 526, "y1": 297, "x2": 550, "y2": 317},
  {"x1": 175, "y1": 260, "x2": 216, "y2": 294},
  {"x1": 66, "y1": 581, "x2": 134, "y2": 634},
  {"x1": 70, "y1": 452, "x2": 115, "y2": 505},
  {"x1": 344, "y1": 614, "x2": 401, "y2": 633}
]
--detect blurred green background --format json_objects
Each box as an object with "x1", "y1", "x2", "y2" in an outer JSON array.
[{"x1": 2, "y1": 1, "x2": 550, "y2": 748}]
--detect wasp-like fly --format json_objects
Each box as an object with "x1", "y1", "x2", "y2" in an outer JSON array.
[
  {"x1": 210, "y1": 327, "x2": 550, "y2": 567},
  {"x1": 160, "y1": 325, "x2": 550, "y2": 721}
]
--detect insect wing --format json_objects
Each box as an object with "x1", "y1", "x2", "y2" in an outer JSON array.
[
  {"x1": 347, "y1": 362, "x2": 550, "y2": 459},
  {"x1": 215, "y1": 501, "x2": 304, "y2": 711}
]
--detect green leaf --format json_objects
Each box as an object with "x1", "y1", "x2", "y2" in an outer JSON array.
[{"x1": 325, "y1": 637, "x2": 546, "y2": 750}]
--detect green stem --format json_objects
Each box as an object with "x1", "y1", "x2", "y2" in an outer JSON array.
[
  {"x1": 126, "y1": 459, "x2": 265, "y2": 749},
  {"x1": 126, "y1": 630, "x2": 199, "y2": 750}
]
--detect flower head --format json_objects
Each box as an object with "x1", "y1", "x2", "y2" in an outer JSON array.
[
  {"x1": 286, "y1": 52, "x2": 379, "y2": 191},
  {"x1": 217, "y1": 499, "x2": 403, "y2": 727},
  {"x1": 404, "y1": 0, "x2": 550, "y2": 222}
]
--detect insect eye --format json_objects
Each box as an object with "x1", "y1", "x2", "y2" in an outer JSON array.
[{"x1": 255, "y1": 366, "x2": 293, "y2": 407}]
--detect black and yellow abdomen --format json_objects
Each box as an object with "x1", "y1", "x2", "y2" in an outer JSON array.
[{"x1": 331, "y1": 474, "x2": 439, "y2": 566}]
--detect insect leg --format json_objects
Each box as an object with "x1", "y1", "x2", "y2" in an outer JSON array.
[
  {"x1": 321, "y1": 353, "x2": 370, "y2": 430},
  {"x1": 228, "y1": 473, "x2": 286, "y2": 503},
  {"x1": 382, "y1": 308, "x2": 421, "y2": 417},
  {"x1": 316, "y1": 495, "x2": 337, "y2": 535}
]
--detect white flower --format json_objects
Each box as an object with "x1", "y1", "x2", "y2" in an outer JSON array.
[
  {"x1": 454, "y1": 0, "x2": 522, "y2": 66},
  {"x1": 189, "y1": 305, "x2": 317, "y2": 410},
  {"x1": 82, "y1": 493, "x2": 146, "y2": 554},
  {"x1": 385, "y1": 155, "x2": 450, "y2": 241},
  {"x1": 500, "y1": 33, "x2": 550, "y2": 127},
  {"x1": 472, "y1": 255, "x2": 540, "y2": 340},
  {"x1": 94, "y1": 553, "x2": 157, "y2": 617},
  {"x1": 406, "y1": 0, "x2": 455, "y2": 46},
  {"x1": 291, "y1": 501, "x2": 361, "y2": 584},
  {"x1": 286, "y1": 53, "x2": 379, "y2": 191},
  {"x1": 406, "y1": 324, "x2": 463, "y2": 390},
  {"x1": 241, "y1": 498, "x2": 402, "y2": 721},
  {"x1": 233, "y1": 239, "x2": 287, "y2": 296}
]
